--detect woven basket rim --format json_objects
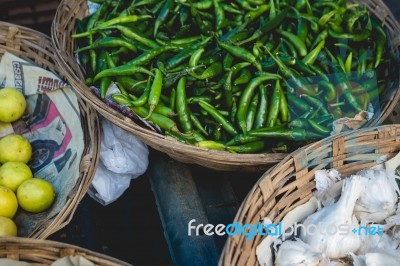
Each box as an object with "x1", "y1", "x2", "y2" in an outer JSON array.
[
  {"x1": 219, "y1": 123, "x2": 400, "y2": 265},
  {"x1": 0, "y1": 236, "x2": 131, "y2": 265},
  {"x1": 0, "y1": 20, "x2": 101, "y2": 239}
]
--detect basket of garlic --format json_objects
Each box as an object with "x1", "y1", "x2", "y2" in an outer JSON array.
[{"x1": 219, "y1": 124, "x2": 400, "y2": 266}]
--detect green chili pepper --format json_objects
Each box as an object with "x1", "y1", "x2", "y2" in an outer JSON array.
[
  {"x1": 77, "y1": 36, "x2": 137, "y2": 53},
  {"x1": 231, "y1": 62, "x2": 251, "y2": 76},
  {"x1": 153, "y1": 104, "x2": 177, "y2": 118},
  {"x1": 189, "y1": 48, "x2": 206, "y2": 68},
  {"x1": 245, "y1": 4, "x2": 269, "y2": 22},
  {"x1": 99, "y1": 77, "x2": 111, "y2": 99},
  {"x1": 169, "y1": 88, "x2": 176, "y2": 111},
  {"x1": 340, "y1": 81, "x2": 363, "y2": 112},
  {"x1": 103, "y1": 25, "x2": 159, "y2": 48},
  {"x1": 224, "y1": 71, "x2": 233, "y2": 109},
  {"x1": 165, "y1": 37, "x2": 211, "y2": 70},
  {"x1": 268, "y1": 0, "x2": 276, "y2": 19},
  {"x1": 96, "y1": 15, "x2": 152, "y2": 28},
  {"x1": 295, "y1": 0, "x2": 307, "y2": 10},
  {"x1": 154, "y1": 0, "x2": 173, "y2": 37},
  {"x1": 248, "y1": 127, "x2": 311, "y2": 141},
  {"x1": 230, "y1": 97, "x2": 238, "y2": 124},
  {"x1": 226, "y1": 140, "x2": 265, "y2": 153},
  {"x1": 234, "y1": 68, "x2": 251, "y2": 86},
  {"x1": 128, "y1": 45, "x2": 182, "y2": 66},
  {"x1": 328, "y1": 16, "x2": 371, "y2": 42},
  {"x1": 374, "y1": 32, "x2": 386, "y2": 68},
  {"x1": 190, "y1": 113, "x2": 208, "y2": 136},
  {"x1": 345, "y1": 52, "x2": 353, "y2": 73},
  {"x1": 301, "y1": 95, "x2": 330, "y2": 115},
  {"x1": 131, "y1": 76, "x2": 152, "y2": 107},
  {"x1": 223, "y1": 53, "x2": 235, "y2": 71},
  {"x1": 95, "y1": 48, "x2": 107, "y2": 74},
  {"x1": 254, "y1": 85, "x2": 268, "y2": 129},
  {"x1": 198, "y1": 100, "x2": 238, "y2": 136},
  {"x1": 235, "y1": 0, "x2": 257, "y2": 11},
  {"x1": 320, "y1": 80, "x2": 336, "y2": 102},
  {"x1": 189, "y1": 62, "x2": 223, "y2": 80},
  {"x1": 318, "y1": 9, "x2": 337, "y2": 27},
  {"x1": 287, "y1": 92, "x2": 311, "y2": 115},
  {"x1": 265, "y1": 48, "x2": 317, "y2": 96},
  {"x1": 297, "y1": 17, "x2": 309, "y2": 43},
  {"x1": 88, "y1": 35, "x2": 97, "y2": 75},
  {"x1": 312, "y1": 114, "x2": 333, "y2": 125},
  {"x1": 293, "y1": 59, "x2": 316, "y2": 76},
  {"x1": 112, "y1": 93, "x2": 131, "y2": 106},
  {"x1": 183, "y1": 0, "x2": 213, "y2": 9},
  {"x1": 246, "y1": 94, "x2": 259, "y2": 131},
  {"x1": 131, "y1": 105, "x2": 184, "y2": 135},
  {"x1": 213, "y1": 0, "x2": 225, "y2": 31},
  {"x1": 279, "y1": 89, "x2": 289, "y2": 123},
  {"x1": 166, "y1": 35, "x2": 204, "y2": 46},
  {"x1": 226, "y1": 133, "x2": 261, "y2": 146},
  {"x1": 145, "y1": 68, "x2": 163, "y2": 119},
  {"x1": 267, "y1": 80, "x2": 282, "y2": 128},
  {"x1": 289, "y1": 118, "x2": 309, "y2": 129},
  {"x1": 307, "y1": 64, "x2": 329, "y2": 82},
  {"x1": 237, "y1": 7, "x2": 289, "y2": 45},
  {"x1": 346, "y1": 9, "x2": 367, "y2": 33},
  {"x1": 237, "y1": 73, "x2": 281, "y2": 133},
  {"x1": 195, "y1": 140, "x2": 225, "y2": 150},
  {"x1": 303, "y1": 40, "x2": 325, "y2": 66},
  {"x1": 217, "y1": 39, "x2": 262, "y2": 71},
  {"x1": 179, "y1": 6, "x2": 189, "y2": 26},
  {"x1": 94, "y1": 65, "x2": 154, "y2": 82},
  {"x1": 276, "y1": 29, "x2": 308, "y2": 57},
  {"x1": 176, "y1": 77, "x2": 193, "y2": 133},
  {"x1": 308, "y1": 119, "x2": 331, "y2": 135},
  {"x1": 222, "y1": 4, "x2": 241, "y2": 15}
]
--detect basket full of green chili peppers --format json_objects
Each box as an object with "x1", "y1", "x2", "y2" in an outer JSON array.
[{"x1": 71, "y1": 0, "x2": 400, "y2": 155}]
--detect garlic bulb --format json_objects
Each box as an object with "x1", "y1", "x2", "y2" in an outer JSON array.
[
  {"x1": 349, "y1": 253, "x2": 366, "y2": 266},
  {"x1": 300, "y1": 175, "x2": 363, "y2": 258},
  {"x1": 365, "y1": 250, "x2": 400, "y2": 265},
  {"x1": 314, "y1": 169, "x2": 342, "y2": 207},
  {"x1": 257, "y1": 197, "x2": 319, "y2": 266},
  {"x1": 354, "y1": 169, "x2": 399, "y2": 225},
  {"x1": 357, "y1": 230, "x2": 400, "y2": 255},
  {"x1": 274, "y1": 239, "x2": 323, "y2": 266},
  {"x1": 384, "y1": 205, "x2": 400, "y2": 229},
  {"x1": 318, "y1": 259, "x2": 348, "y2": 266}
]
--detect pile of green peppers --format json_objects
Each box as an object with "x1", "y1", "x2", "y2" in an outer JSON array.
[{"x1": 73, "y1": 0, "x2": 396, "y2": 153}]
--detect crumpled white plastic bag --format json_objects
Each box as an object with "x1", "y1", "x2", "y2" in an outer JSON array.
[{"x1": 88, "y1": 118, "x2": 149, "y2": 205}]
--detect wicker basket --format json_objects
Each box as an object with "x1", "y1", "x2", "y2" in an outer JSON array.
[
  {"x1": 51, "y1": 0, "x2": 400, "y2": 172},
  {"x1": 0, "y1": 236, "x2": 131, "y2": 265},
  {"x1": 0, "y1": 21, "x2": 100, "y2": 239},
  {"x1": 219, "y1": 124, "x2": 400, "y2": 265}
]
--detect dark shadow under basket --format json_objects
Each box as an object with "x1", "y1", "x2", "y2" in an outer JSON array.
[
  {"x1": 0, "y1": 21, "x2": 100, "y2": 239},
  {"x1": 52, "y1": 0, "x2": 400, "y2": 172}
]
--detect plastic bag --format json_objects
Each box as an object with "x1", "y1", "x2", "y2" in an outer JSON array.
[{"x1": 88, "y1": 118, "x2": 149, "y2": 205}]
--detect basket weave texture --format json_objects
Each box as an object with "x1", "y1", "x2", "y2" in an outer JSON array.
[
  {"x1": 51, "y1": 0, "x2": 400, "y2": 172},
  {"x1": 219, "y1": 124, "x2": 400, "y2": 265},
  {"x1": 0, "y1": 236, "x2": 131, "y2": 266},
  {"x1": 0, "y1": 21, "x2": 100, "y2": 239}
]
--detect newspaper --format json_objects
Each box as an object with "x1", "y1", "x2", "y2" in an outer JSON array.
[{"x1": 0, "y1": 52, "x2": 84, "y2": 237}]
